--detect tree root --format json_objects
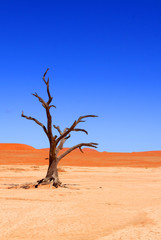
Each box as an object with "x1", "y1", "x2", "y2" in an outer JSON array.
[
  {"x1": 6, "y1": 182, "x2": 79, "y2": 190},
  {"x1": 7, "y1": 177, "x2": 68, "y2": 189},
  {"x1": 35, "y1": 177, "x2": 63, "y2": 188}
]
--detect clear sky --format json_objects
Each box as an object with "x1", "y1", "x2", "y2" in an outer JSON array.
[{"x1": 0, "y1": 0, "x2": 161, "y2": 152}]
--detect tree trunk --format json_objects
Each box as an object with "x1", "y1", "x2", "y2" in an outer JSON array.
[
  {"x1": 46, "y1": 157, "x2": 58, "y2": 179},
  {"x1": 45, "y1": 145, "x2": 61, "y2": 187}
]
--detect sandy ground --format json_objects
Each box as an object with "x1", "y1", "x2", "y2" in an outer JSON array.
[{"x1": 0, "y1": 165, "x2": 161, "y2": 240}]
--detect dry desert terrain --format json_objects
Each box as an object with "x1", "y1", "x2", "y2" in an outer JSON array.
[{"x1": 0, "y1": 144, "x2": 161, "y2": 240}]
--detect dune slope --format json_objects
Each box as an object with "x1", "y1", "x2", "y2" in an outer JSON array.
[{"x1": 0, "y1": 144, "x2": 161, "y2": 167}]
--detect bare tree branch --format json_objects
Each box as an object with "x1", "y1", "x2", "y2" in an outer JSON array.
[
  {"x1": 32, "y1": 92, "x2": 47, "y2": 108},
  {"x1": 53, "y1": 125, "x2": 62, "y2": 135},
  {"x1": 32, "y1": 70, "x2": 56, "y2": 109},
  {"x1": 42, "y1": 68, "x2": 49, "y2": 83},
  {"x1": 21, "y1": 111, "x2": 48, "y2": 136},
  {"x1": 66, "y1": 128, "x2": 88, "y2": 135},
  {"x1": 49, "y1": 105, "x2": 56, "y2": 109},
  {"x1": 77, "y1": 115, "x2": 98, "y2": 122},
  {"x1": 42, "y1": 69, "x2": 55, "y2": 141},
  {"x1": 79, "y1": 146, "x2": 84, "y2": 153},
  {"x1": 46, "y1": 107, "x2": 53, "y2": 141},
  {"x1": 55, "y1": 138, "x2": 66, "y2": 155},
  {"x1": 43, "y1": 68, "x2": 53, "y2": 105},
  {"x1": 56, "y1": 115, "x2": 98, "y2": 145},
  {"x1": 64, "y1": 134, "x2": 71, "y2": 140},
  {"x1": 55, "y1": 128, "x2": 69, "y2": 155},
  {"x1": 57, "y1": 142, "x2": 98, "y2": 162}
]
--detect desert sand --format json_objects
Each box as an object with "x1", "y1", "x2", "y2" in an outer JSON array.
[{"x1": 0, "y1": 144, "x2": 161, "y2": 239}]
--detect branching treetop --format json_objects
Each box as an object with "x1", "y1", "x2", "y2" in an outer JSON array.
[{"x1": 21, "y1": 69, "x2": 98, "y2": 158}]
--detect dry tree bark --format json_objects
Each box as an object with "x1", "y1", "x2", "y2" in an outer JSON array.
[{"x1": 22, "y1": 69, "x2": 98, "y2": 188}]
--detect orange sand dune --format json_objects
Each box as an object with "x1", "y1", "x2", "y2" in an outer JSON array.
[
  {"x1": 0, "y1": 143, "x2": 35, "y2": 151},
  {"x1": 0, "y1": 143, "x2": 161, "y2": 167}
]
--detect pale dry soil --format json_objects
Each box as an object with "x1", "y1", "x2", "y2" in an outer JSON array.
[{"x1": 0, "y1": 165, "x2": 161, "y2": 240}]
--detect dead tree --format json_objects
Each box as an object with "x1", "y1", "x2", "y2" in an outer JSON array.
[{"x1": 21, "y1": 69, "x2": 98, "y2": 188}]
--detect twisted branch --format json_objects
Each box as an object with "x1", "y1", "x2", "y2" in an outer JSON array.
[
  {"x1": 21, "y1": 111, "x2": 48, "y2": 136},
  {"x1": 56, "y1": 115, "x2": 98, "y2": 145},
  {"x1": 57, "y1": 142, "x2": 98, "y2": 162},
  {"x1": 66, "y1": 128, "x2": 88, "y2": 135}
]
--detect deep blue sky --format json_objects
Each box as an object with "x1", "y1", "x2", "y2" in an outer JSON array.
[{"x1": 0, "y1": 0, "x2": 161, "y2": 152}]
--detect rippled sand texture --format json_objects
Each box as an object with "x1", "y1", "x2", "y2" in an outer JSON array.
[{"x1": 0, "y1": 165, "x2": 161, "y2": 240}]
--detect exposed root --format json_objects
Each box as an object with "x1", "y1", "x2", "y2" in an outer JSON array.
[
  {"x1": 35, "y1": 177, "x2": 62, "y2": 188},
  {"x1": 6, "y1": 182, "x2": 79, "y2": 190},
  {"x1": 7, "y1": 181, "x2": 65, "y2": 189}
]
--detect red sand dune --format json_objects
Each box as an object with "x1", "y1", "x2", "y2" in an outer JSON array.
[
  {"x1": 0, "y1": 143, "x2": 161, "y2": 167},
  {"x1": 0, "y1": 143, "x2": 35, "y2": 151}
]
